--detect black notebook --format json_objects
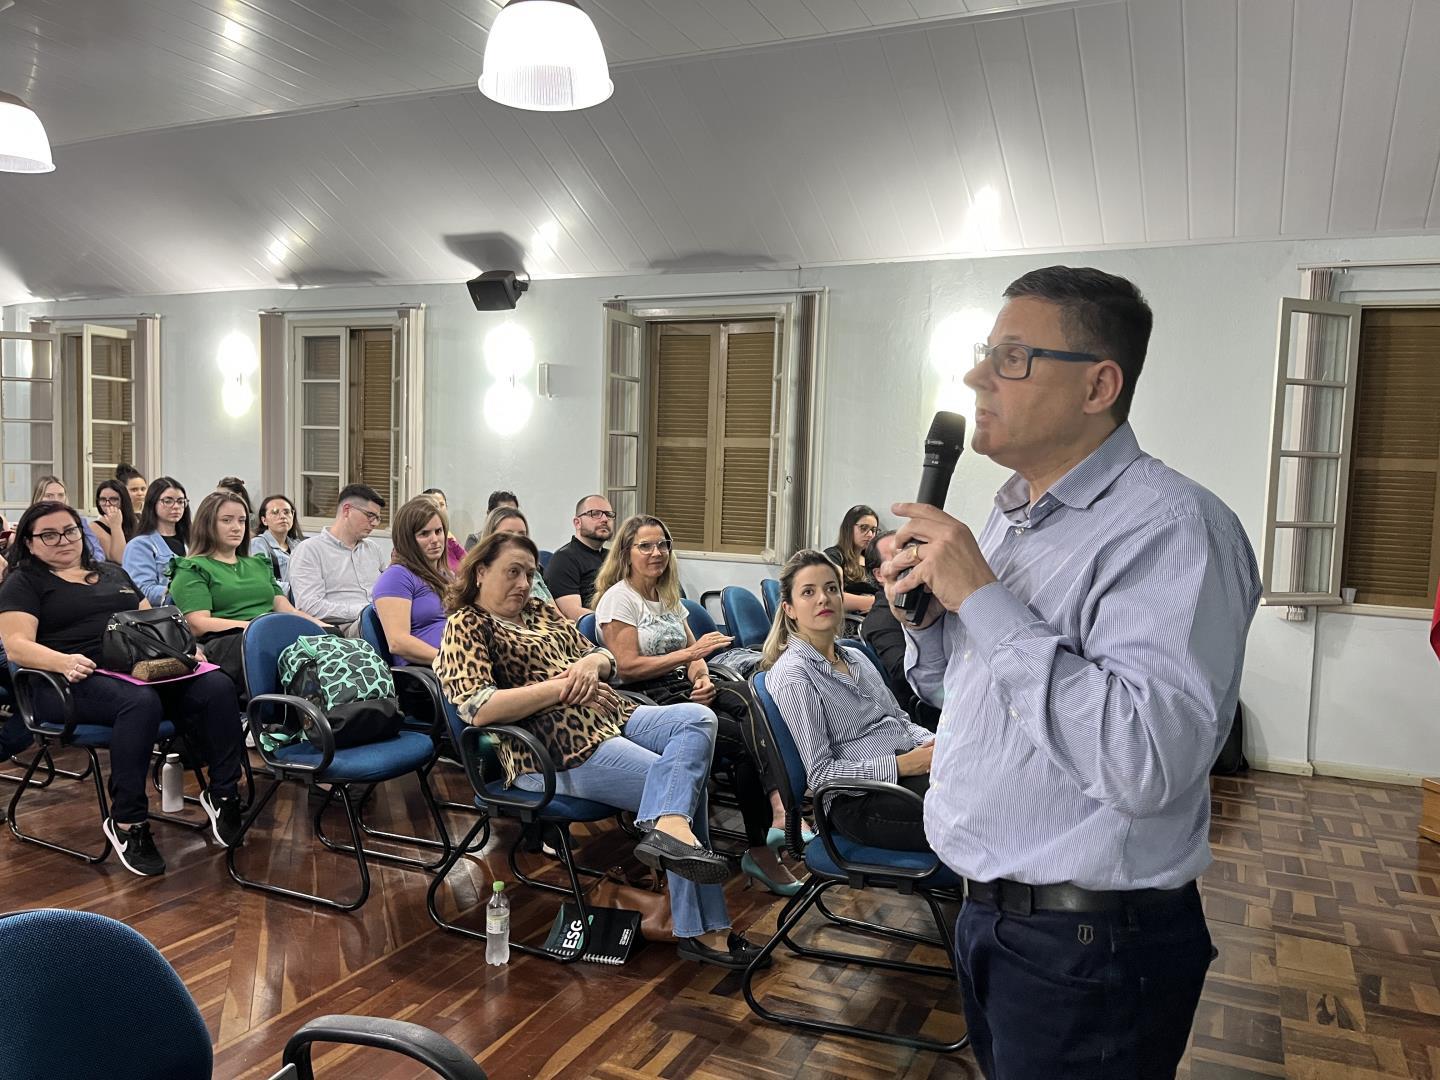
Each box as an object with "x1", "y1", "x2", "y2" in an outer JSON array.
[{"x1": 543, "y1": 904, "x2": 644, "y2": 965}]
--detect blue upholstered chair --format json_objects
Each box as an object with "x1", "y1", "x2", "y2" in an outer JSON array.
[
  {"x1": 721, "y1": 586, "x2": 770, "y2": 649},
  {"x1": 0, "y1": 908, "x2": 488, "y2": 1080},
  {"x1": 742, "y1": 671, "x2": 968, "y2": 1053},
  {"x1": 231, "y1": 613, "x2": 451, "y2": 911},
  {"x1": 538, "y1": 549, "x2": 554, "y2": 571},
  {"x1": 760, "y1": 578, "x2": 781, "y2": 621},
  {"x1": 577, "y1": 612, "x2": 601, "y2": 647},
  {"x1": 839, "y1": 636, "x2": 887, "y2": 682}
]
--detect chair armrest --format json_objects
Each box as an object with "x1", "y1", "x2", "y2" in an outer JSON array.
[
  {"x1": 614, "y1": 689, "x2": 657, "y2": 708},
  {"x1": 281, "y1": 1014, "x2": 486, "y2": 1080},
  {"x1": 246, "y1": 693, "x2": 335, "y2": 774},
  {"x1": 706, "y1": 663, "x2": 743, "y2": 683},
  {"x1": 391, "y1": 666, "x2": 446, "y2": 740},
  {"x1": 13, "y1": 668, "x2": 77, "y2": 741},
  {"x1": 459, "y1": 723, "x2": 559, "y2": 817},
  {"x1": 812, "y1": 778, "x2": 939, "y2": 881}
]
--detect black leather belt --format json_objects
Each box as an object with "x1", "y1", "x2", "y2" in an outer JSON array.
[{"x1": 962, "y1": 877, "x2": 1195, "y2": 915}]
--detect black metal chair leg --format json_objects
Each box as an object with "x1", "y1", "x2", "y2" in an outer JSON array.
[
  {"x1": 227, "y1": 777, "x2": 371, "y2": 911},
  {"x1": 813, "y1": 890, "x2": 949, "y2": 950},
  {"x1": 505, "y1": 827, "x2": 606, "y2": 895},
  {"x1": 0, "y1": 744, "x2": 94, "y2": 789},
  {"x1": 7, "y1": 744, "x2": 112, "y2": 864},
  {"x1": 313, "y1": 770, "x2": 452, "y2": 872}
]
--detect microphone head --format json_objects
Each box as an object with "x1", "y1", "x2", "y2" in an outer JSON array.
[{"x1": 923, "y1": 411, "x2": 967, "y2": 462}]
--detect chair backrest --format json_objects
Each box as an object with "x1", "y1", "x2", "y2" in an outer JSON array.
[
  {"x1": 358, "y1": 604, "x2": 390, "y2": 662},
  {"x1": 577, "y1": 612, "x2": 601, "y2": 647},
  {"x1": 749, "y1": 670, "x2": 808, "y2": 823},
  {"x1": 839, "y1": 636, "x2": 887, "y2": 681},
  {"x1": 721, "y1": 586, "x2": 770, "y2": 649},
  {"x1": 242, "y1": 612, "x2": 330, "y2": 699},
  {"x1": 760, "y1": 578, "x2": 781, "y2": 621},
  {"x1": 0, "y1": 908, "x2": 213, "y2": 1080},
  {"x1": 681, "y1": 598, "x2": 717, "y2": 639},
  {"x1": 539, "y1": 549, "x2": 553, "y2": 571}
]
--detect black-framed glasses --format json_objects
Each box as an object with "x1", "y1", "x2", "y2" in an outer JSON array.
[
  {"x1": 580, "y1": 509, "x2": 616, "y2": 521},
  {"x1": 855, "y1": 523, "x2": 879, "y2": 536},
  {"x1": 158, "y1": 496, "x2": 188, "y2": 508},
  {"x1": 97, "y1": 496, "x2": 122, "y2": 507},
  {"x1": 345, "y1": 503, "x2": 382, "y2": 526},
  {"x1": 973, "y1": 341, "x2": 1102, "y2": 381},
  {"x1": 31, "y1": 525, "x2": 82, "y2": 547},
  {"x1": 634, "y1": 539, "x2": 672, "y2": 555}
]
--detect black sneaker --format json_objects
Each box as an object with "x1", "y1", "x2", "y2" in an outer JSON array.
[
  {"x1": 200, "y1": 790, "x2": 244, "y2": 847},
  {"x1": 103, "y1": 819, "x2": 166, "y2": 877}
]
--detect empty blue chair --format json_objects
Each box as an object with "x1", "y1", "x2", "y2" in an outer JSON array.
[
  {"x1": 0, "y1": 908, "x2": 488, "y2": 1080},
  {"x1": 232, "y1": 613, "x2": 451, "y2": 911},
  {"x1": 577, "y1": 612, "x2": 601, "y2": 646},
  {"x1": 681, "y1": 598, "x2": 718, "y2": 639},
  {"x1": 742, "y1": 670, "x2": 967, "y2": 1053},
  {"x1": 721, "y1": 585, "x2": 770, "y2": 649},
  {"x1": 760, "y1": 578, "x2": 781, "y2": 621}
]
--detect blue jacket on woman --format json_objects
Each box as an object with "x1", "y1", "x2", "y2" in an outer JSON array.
[{"x1": 122, "y1": 532, "x2": 182, "y2": 605}]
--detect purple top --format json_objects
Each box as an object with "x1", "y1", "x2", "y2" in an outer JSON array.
[{"x1": 372, "y1": 564, "x2": 446, "y2": 665}]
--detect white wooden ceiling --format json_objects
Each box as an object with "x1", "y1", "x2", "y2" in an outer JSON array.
[{"x1": 0, "y1": 0, "x2": 1437, "y2": 304}]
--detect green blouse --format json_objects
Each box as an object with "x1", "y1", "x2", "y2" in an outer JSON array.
[{"x1": 169, "y1": 553, "x2": 282, "y2": 622}]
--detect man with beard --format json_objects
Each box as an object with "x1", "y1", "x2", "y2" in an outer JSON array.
[{"x1": 545, "y1": 494, "x2": 615, "y2": 621}]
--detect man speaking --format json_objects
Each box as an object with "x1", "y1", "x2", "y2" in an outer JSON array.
[{"x1": 883, "y1": 266, "x2": 1261, "y2": 1079}]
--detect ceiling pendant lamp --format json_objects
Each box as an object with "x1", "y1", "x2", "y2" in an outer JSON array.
[
  {"x1": 0, "y1": 92, "x2": 54, "y2": 173},
  {"x1": 479, "y1": 0, "x2": 614, "y2": 112}
]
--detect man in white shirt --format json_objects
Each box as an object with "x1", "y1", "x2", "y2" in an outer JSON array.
[{"x1": 287, "y1": 484, "x2": 387, "y2": 637}]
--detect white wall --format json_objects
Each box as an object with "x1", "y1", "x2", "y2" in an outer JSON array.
[{"x1": 9, "y1": 233, "x2": 1440, "y2": 780}]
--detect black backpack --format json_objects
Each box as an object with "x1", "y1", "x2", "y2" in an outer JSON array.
[
  {"x1": 276, "y1": 636, "x2": 402, "y2": 750},
  {"x1": 1211, "y1": 699, "x2": 1248, "y2": 776}
]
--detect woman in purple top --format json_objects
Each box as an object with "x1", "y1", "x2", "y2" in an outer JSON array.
[{"x1": 373, "y1": 496, "x2": 454, "y2": 665}]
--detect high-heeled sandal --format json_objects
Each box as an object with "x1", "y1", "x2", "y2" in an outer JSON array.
[
  {"x1": 765, "y1": 824, "x2": 817, "y2": 850},
  {"x1": 740, "y1": 851, "x2": 805, "y2": 897}
]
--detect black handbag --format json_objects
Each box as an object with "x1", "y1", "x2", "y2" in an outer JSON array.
[{"x1": 102, "y1": 606, "x2": 200, "y2": 682}]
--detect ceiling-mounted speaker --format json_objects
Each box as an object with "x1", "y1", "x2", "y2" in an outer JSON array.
[{"x1": 467, "y1": 270, "x2": 530, "y2": 310}]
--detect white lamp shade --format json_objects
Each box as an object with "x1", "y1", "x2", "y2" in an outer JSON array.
[
  {"x1": 479, "y1": 0, "x2": 614, "y2": 112},
  {"x1": 0, "y1": 93, "x2": 54, "y2": 173}
]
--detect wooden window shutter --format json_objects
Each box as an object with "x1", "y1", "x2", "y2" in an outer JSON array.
[
  {"x1": 651, "y1": 326, "x2": 716, "y2": 549},
  {"x1": 351, "y1": 329, "x2": 395, "y2": 526},
  {"x1": 1341, "y1": 308, "x2": 1440, "y2": 607},
  {"x1": 716, "y1": 327, "x2": 776, "y2": 552}
]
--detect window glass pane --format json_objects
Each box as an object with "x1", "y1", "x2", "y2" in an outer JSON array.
[
  {"x1": 303, "y1": 336, "x2": 342, "y2": 379},
  {"x1": 1, "y1": 464, "x2": 45, "y2": 504},
  {"x1": 1280, "y1": 385, "x2": 1344, "y2": 453},
  {"x1": 302, "y1": 475, "x2": 340, "y2": 519},
  {"x1": 91, "y1": 379, "x2": 132, "y2": 423},
  {"x1": 304, "y1": 383, "x2": 341, "y2": 426},
  {"x1": 609, "y1": 320, "x2": 640, "y2": 378},
  {"x1": 1268, "y1": 527, "x2": 1333, "y2": 594},
  {"x1": 304, "y1": 429, "x2": 341, "y2": 472},
  {"x1": 608, "y1": 488, "x2": 637, "y2": 524},
  {"x1": 1275, "y1": 455, "x2": 1338, "y2": 524},
  {"x1": 2, "y1": 339, "x2": 52, "y2": 379},
  {"x1": 1285, "y1": 311, "x2": 1350, "y2": 381},
  {"x1": 607, "y1": 378, "x2": 639, "y2": 433},
  {"x1": 607, "y1": 434, "x2": 637, "y2": 488},
  {"x1": 2, "y1": 380, "x2": 52, "y2": 420},
  {"x1": 2, "y1": 422, "x2": 52, "y2": 461}
]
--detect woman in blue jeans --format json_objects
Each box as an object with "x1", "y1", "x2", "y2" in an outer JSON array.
[{"x1": 434, "y1": 531, "x2": 766, "y2": 971}]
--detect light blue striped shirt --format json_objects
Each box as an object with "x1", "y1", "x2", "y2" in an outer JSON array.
[{"x1": 908, "y1": 423, "x2": 1260, "y2": 891}]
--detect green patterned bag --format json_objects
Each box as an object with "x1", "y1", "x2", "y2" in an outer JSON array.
[{"x1": 277, "y1": 635, "x2": 401, "y2": 749}]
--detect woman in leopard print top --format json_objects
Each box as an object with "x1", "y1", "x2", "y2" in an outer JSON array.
[{"x1": 434, "y1": 531, "x2": 767, "y2": 971}]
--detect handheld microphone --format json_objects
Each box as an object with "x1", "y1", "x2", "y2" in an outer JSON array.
[{"x1": 893, "y1": 411, "x2": 967, "y2": 623}]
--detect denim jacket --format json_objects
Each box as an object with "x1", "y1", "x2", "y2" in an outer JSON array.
[{"x1": 122, "y1": 532, "x2": 182, "y2": 605}]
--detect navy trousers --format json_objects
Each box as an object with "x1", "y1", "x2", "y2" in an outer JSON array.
[{"x1": 954, "y1": 882, "x2": 1213, "y2": 1079}]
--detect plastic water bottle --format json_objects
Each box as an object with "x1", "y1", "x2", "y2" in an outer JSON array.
[
  {"x1": 161, "y1": 753, "x2": 184, "y2": 813},
  {"x1": 486, "y1": 880, "x2": 510, "y2": 965}
]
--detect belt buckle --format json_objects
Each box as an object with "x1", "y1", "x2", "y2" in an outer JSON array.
[{"x1": 1001, "y1": 880, "x2": 1034, "y2": 917}]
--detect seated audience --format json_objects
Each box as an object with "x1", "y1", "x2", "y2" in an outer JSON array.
[
  {"x1": 421, "y1": 487, "x2": 468, "y2": 571},
  {"x1": 479, "y1": 506, "x2": 554, "y2": 603},
  {"x1": 373, "y1": 496, "x2": 454, "y2": 666},
  {"x1": 31, "y1": 475, "x2": 106, "y2": 563},
  {"x1": 545, "y1": 494, "x2": 614, "y2": 621},
  {"x1": 169, "y1": 491, "x2": 324, "y2": 686},
  {"x1": 115, "y1": 464, "x2": 148, "y2": 515},
  {"x1": 123, "y1": 478, "x2": 191, "y2": 605},
  {"x1": 762, "y1": 549, "x2": 935, "y2": 852},
  {"x1": 90, "y1": 479, "x2": 135, "y2": 563},
  {"x1": 594, "y1": 515, "x2": 799, "y2": 895},
  {"x1": 0, "y1": 501, "x2": 246, "y2": 876},
  {"x1": 435, "y1": 533, "x2": 765, "y2": 970},
  {"x1": 823, "y1": 504, "x2": 882, "y2": 619},
  {"x1": 287, "y1": 484, "x2": 387, "y2": 637},
  {"x1": 858, "y1": 530, "x2": 940, "y2": 730},
  {"x1": 251, "y1": 494, "x2": 304, "y2": 585}
]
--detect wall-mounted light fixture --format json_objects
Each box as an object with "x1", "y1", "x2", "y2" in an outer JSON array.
[
  {"x1": 483, "y1": 322, "x2": 536, "y2": 436},
  {"x1": 217, "y1": 331, "x2": 258, "y2": 417},
  {"x1": 929, "y1": 308, "x2": 992, "y2": 422}
]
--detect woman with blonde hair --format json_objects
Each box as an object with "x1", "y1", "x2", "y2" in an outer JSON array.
[
  {"x1": 762, "y1": 549, "x2": 935, "y2": 852},
  {"x1": 479, "y1": 504, "x2": 554, "y2": 604},
  {"x1": 373, "y1": 495, "x2": 455, "y2": 666},
  {"x1": 591, "y1": 515, "x2": 799, "y2": 895}
]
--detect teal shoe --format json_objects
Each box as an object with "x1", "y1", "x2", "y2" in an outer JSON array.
[
  {"x1": 741, "y1": 851, "x2": 805, "y2": 897},
  {"x1": 766, "y1": 824, "x2": 816, "y2": 850}
]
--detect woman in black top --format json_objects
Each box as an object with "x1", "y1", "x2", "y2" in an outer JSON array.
[
  {"x1": 0, "y1": 501, "x2": 246, "y2": 878},
  {"x1": 91, "y1": 478, "x2": 137, "y2": 552},
  {"x1": 823, "y1": 504, "x2": 882, "y2": 621}
]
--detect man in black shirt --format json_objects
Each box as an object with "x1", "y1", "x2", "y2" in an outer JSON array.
[
  {"x1": 546, "y1": 494, "x2": 614, "y2": 621},
  {"x1": 859, "y1": 530, "x2": 940, "y2": 730}
]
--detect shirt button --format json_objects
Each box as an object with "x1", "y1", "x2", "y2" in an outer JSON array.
[
  {"x1": 1013, "y1": 527, "x2": 1024, "y2": 537},
  {"x1": 1009, "y1": 708, "x2": 1019, "y2": 720},
  {"x1": 962, "y1": 650, "x2": 972, "y2": 661}
]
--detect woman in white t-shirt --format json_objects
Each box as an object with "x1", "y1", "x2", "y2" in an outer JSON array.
[{"x1": 592, "y1": 515, "x2": 800, "y2": 896}]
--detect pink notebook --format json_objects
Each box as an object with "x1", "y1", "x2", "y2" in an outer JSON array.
[{"x1": 96, "y1": 661, "x2": 220, "y2": 686}]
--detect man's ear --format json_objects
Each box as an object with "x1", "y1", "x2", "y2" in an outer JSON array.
[{"x1": 1083, "y1": 360, "x2": 1124, "y2": 415}]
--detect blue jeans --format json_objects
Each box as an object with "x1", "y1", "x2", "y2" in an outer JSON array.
[{"x1": 514, "y1": 702, "x2": 728, "y2": 939}]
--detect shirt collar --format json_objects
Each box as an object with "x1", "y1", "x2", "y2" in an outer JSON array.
[
  {"x1": 994, "y1": 422, "x2": 1143, "y2": 521},
  {"x1": 787, "y1": 636, "x2": 845, "y2": 674}
]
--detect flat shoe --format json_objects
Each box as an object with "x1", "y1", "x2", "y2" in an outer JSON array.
[
  {"x1": 676, "y1": 931, "x2": 773, "y2": 971},
  {"x1": 634, "y1": 829, "x2": 732, "y2": 884}
]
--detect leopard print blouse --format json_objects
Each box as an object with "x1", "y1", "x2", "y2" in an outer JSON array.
[{"x1": 434, "y1": 597, "x2": 634, "y2": 784}]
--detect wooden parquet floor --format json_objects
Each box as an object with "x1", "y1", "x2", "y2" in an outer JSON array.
[{"x1": 3, "y1": 756, "x2": 1439, "y2": 1079}]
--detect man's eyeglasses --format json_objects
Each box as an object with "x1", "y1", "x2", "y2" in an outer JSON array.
[
  {"x1": 31, "y1": 525, "x2": 81, "y2": 547},
  {"x1": 634, "y1": 540, "x2": 672, "y2": 555},
  {"x1": 973, "y1": 341, "x2": 1102, "y2": 381},
  {"x1": 580, "y1": 509, "x2": 616, "y2": 521},
  {"x1": 158, "y1": 496, "x2": 188, "y2": 508},
  {"x1": 346, "y1": 504, "x2": 382, "y2": 526}
]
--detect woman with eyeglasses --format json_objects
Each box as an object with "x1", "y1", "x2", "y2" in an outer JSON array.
[
  {"x1": 591, "y1": 515, "x2": 800, "y2": 896},
  {"x1": 478, "y1": 505, "x2": 554, "y2": 604},
  {"x1": 89, "y1": 479, "x2": 135, "y2": 563},
  {"x1": 824, "y1": 504, "x2": 883, "y2": 621},
  {"x1": 29, "y1": 474, "x2": 109, "y2": 564},
  {"x1": 122, "y1": 478, "x2": 192, "y2": 605},
  {"x1": 0, "y1": 500, "x2": 247, "y2": 877},
  {"x1": 251, "y1": 494, "x2": 305, "y2": 585}
]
